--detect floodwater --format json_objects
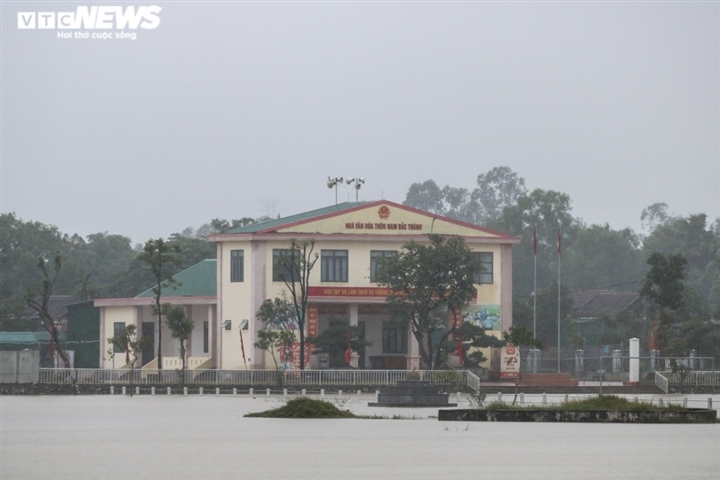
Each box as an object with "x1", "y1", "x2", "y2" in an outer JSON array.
[{"x1": 1, "y1": 393, "x2": 718, "y2": 480}]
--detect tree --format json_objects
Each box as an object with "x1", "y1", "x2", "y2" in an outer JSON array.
[
  {"x1": 377, "y1": 234, "x2": 479, "y2": 370},
  {"x1": 254, "y1": 329, "x2": 296, "y2": 376},
  {"x1": 308, "y1": 318, "x2": 371, "y2": 368},
  {"x1": 137, "y1": 239, "x2": 181, "y2": 370},
  {"x1": 563, "y1": 224, "x2": 645, "y2": 291},
  {"x1": 443, "y1": 321, "x2": 503, "y2": 368},
  {"x1": 403, "y1": 167, "x2": 529, "y2": 227},
  {"x1": 1, "y1": 213, "x2": 65, "y2": 326},
  {"x1": 24, "y1": 254, "x2": 74, "y2": 372},
  {"x1": 165, "y1": 305, "x2": 195, "y2": 384},
  {"x1": 271, "y1": 240, "x2": 319, "y2": 370},
  {"x1": 469, "y1": 166, "x2": 528, "y2": 225},
  {"x1": 639, "y1": 252, "x2": 688, "y2": 353},
  {"x1": 640, "y1": 202, "x2": 671, "y2": 234},
  {"x1": 643, "y1": 214, "x2": 719, "y2": 304},
  {"x1": 107, "y1": 324, "x2": 151, "y2": 396},
  {"x1": 403, "y1": 180, "x2": 445, "y2": 215},
  {"x1": 255, "y1": 294, "x2": 299, "y2": 373},
  {"x1": 503, "y1": 326, "x2": 543, "y2": 404},
  {"x1": 494, "y1": 188, "x2": 577, "y2": 297}
]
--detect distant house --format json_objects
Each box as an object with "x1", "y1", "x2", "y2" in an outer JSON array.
[
  {"x1": 569, "y1": 290, "x2": 643, "y2": 320},
  {"x1": 20, "y1": 295, "x2": 81, "y2": 332},
  {"x1": 569, "y1": 290, "x2": 644, "y2": 346}
]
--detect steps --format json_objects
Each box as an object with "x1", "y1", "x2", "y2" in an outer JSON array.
[{"x1": 519, "y1": 373, "x2": 577, "y2": 387}]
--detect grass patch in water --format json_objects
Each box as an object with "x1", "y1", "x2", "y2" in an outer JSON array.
[
  {"x1": 484, "y1": 395, "x2": 688, "y2": 412},
  {"x1": 245, "y1": 397, "x2": 358, "y2": 418}
]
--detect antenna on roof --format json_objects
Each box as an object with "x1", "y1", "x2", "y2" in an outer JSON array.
[{"x1": 327, "y1": 176, "x2": 344, "y2": 205}]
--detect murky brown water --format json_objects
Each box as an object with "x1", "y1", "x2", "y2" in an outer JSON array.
[{"x1": 2, "y1": 394, "x2": 718, "y2": 479}]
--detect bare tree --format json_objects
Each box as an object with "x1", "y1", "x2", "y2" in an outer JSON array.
[
  {"x1": 273, "y1": 239, "x2": 318, "y2": 370},
  {"x1": 25, "y1": 255, "x2": 73, "y2": 366},
  {"x1": 137, "y1": 239, "x2": 180, "y2": 370}
]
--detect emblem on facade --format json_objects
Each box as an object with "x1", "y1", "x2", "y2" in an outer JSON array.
[{"x1": 378, "y1": 205, "x2": 391, "y2": 219}]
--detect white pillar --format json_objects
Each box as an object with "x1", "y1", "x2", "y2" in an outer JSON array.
[
  {"x1": 406, "y1": 330, "x2": 421, "y2": 370},
  {"x1": 348, "y1": 304, "x2": 359, "y2": 327},
  {"x1": 629, "y1": 338, "x2": 640, "y2": 384}
]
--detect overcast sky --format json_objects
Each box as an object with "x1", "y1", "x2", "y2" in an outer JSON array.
[{"x1": 2, "y1": 1, "x2": 718, "y2": 244}]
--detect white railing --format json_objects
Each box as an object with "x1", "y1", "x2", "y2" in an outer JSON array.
[
  {"x1": 655, "y1": 371, "x2": 669, "y2": 393},
  {"x1": 659, "y1": 370, "x2": 720, "y2": 391},
  {"x1": 38, "y1": 368, "x2": 477, "y2": 389}
]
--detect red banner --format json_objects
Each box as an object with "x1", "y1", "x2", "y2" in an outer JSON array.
[
  {"x1": 279, "y1": 342, "x2": 314, "y2": 370},
  {"x1": 307, "y1": 305, "x2": 319, "y2": 338},
  {"x1": 308, "y1": 286, "x2": 393, "y2": 297}
]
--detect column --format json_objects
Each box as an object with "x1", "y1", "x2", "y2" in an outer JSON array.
[
  {"x1": 406, "y1": 330, "x2": 421, "y2": 371},
  {"x1": 628, "y1": 338, "x2": 640, "y2": 385}
]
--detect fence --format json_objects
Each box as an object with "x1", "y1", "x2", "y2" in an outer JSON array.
[
  {"x1": 38, "y1": 368, "x2": 479, "y2": 390},
  {"x1": 521, "y1": 346, "x2": 717, "y2": 379},
  {"x1": 655, "y1": 370, "x2": 720, "y2": 394}
]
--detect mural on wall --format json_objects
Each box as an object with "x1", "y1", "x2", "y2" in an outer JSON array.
[{"x1": 462, "y1": 304, "x2": 501, "y2": 331}]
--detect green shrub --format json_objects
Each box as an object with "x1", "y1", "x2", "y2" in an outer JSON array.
[{"x1": 245, "y1": 397, "x2": 357, "y2": 418}]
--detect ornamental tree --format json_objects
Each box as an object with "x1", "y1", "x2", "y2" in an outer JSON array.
[{"x1": 376, "y1": 234, "x2": 479, "y2": 370}]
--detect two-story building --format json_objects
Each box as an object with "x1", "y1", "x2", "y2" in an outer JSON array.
[{"x1": 95, "y1": 200, "x2": 518, "y2": 371}]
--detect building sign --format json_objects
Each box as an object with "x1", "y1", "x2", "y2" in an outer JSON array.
[
  {"x1": 344, "y1": 221, "x2": 423, "y2": 231},
  {"x1": 308, "y1": 286, "x2": 393, "y2": 297},
  {"x1": 307, "y1": 305, "x2": 319, "y2": 338},
  {"x1": 500, "y1": 345, "x2": 520, "y2": 379},
  {"x1": 463, "y1": 304, "x2": 501, "y2": 331}
]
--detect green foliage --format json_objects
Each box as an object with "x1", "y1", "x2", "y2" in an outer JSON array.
[
  {"x1": 640, "y1": 252, "x2": 688, "y2": 311},
  {"x1": 254, "y1": 329, "x2": 296, "y2": 373},
  {"x1": 308, "y1": 317, "x2": 371, "y2": 368},
  {"x1": 486, "y1": 395, "x2": 687, "y2": 412},
  {"x1": 503, "y1": 325, "x2": 543, "y2": 350},
  {"x1": 255, "y1": 293, "x2": 300, "y2": 372},
  {"x1": 403, "y1": 166, "x2": 528, "y2": 226},
  {"x1": 256, "y1": 295, "x2": 297, "y2": 330},
  {"x1": 106, "y1": 324, "x2": 151, "y2": 395},
  {"x1": 165, "y1": 305, "x2": 195, "y2": 380},
  {"x1": 467, "y1": 388, "x2": 487, "y2": 408},
  {"x1": 244, "y1": 397, "x2": 357, "y2": 418},
  {"x1": 563, "y1": 224, "x2": 644, "y2": 291},
  {"x1": 377, "y1": 234, "x2": 479, "y2": 369},
  {"x1": 441, "y1": 321, "x2": 503, "y2": 368}
]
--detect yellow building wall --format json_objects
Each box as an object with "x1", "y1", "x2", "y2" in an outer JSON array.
[
  {"x1": 101, "y1": 306, "x2": 136, "y2": 368},
  {"x1": 279, "y1": 203, "x2": 501, "y2": 238}
]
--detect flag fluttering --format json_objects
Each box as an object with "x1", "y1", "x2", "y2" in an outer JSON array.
[
  {"x1": 345, "y1": 330, "x2": 352, "y2": 364},
  {"x1": 557, "y1": 228, "x2": 562, "y2": 255}
]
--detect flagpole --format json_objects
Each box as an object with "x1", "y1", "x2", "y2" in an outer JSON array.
[
  {"x1": 533, "y1": 227, "x2": 537, "y2": 339},
  {"x1": 557, "y1": 227, "x2": 561, "y2": 374},
  {"x1": 533, "y1": 226, "x2": 538, "y2": 373}
]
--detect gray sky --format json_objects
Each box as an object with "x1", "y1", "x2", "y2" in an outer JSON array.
[{"x1": 2, "y1": 1, "x2": 718, "y2": 244}]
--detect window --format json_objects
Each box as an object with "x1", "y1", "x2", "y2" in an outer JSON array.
[
  {"x1": 113, "y1": 322, "x2": 126, "y2": 353},
  {"x1": 273, "y1": 249, "x2": 300, "y2": 282},
  {"x1": 230, "y1": 250, "x2": 244, "y2": 282},
  {"x1": 321, "y1": 250, "x2": 348, "y2": 282},
  {"x1": 382, "y1": 321, "x2": 407, "y2": 354},
  {"x1": 370, "y1": 250, "x2": 396, "y2": 283},
  {"x1": 472, "y1": 252, "x2": 493, "y2": 284},
  {"x1": 203, "y1": 321, "x2": 209, "y2": 353}
]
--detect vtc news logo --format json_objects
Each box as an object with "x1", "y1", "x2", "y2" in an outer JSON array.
[{"x1": 17, "y1": 6, "x2": 162, "y2": 30}]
